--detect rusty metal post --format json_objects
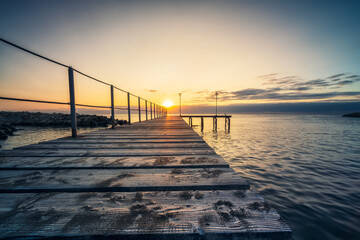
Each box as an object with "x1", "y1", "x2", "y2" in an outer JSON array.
[
  {"x1": 110, "y1": 85, "x2": 115, "y2": 129},
  {"x1": 127, "y1": 92, "x2": 131, "y2": 125},
  {"x1": 138, "y1": 97, "x2": 141, "y2": 122},
  {"x1": 145, "y1": 100, "x2": 148, "y2": 121},
  {"x1": 68, "y1": 67, "x2": 77, "y2": 137}
]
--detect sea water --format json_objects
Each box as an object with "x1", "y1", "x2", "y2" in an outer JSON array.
[{"x1": 188, "y1": 114, "x2": 359, "y2": 240}]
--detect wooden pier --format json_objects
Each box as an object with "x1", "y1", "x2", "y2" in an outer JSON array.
[
  {"x1": 0, "y1": 116, "x2": 291, "y2": 239},
  {"x1": 181, "y1": 115, "x2": 231, "y2": 132}
]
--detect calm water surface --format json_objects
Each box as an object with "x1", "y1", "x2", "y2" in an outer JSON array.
[
  {"x1": 189, "y1": 114, "x2": 360, "y2": 240},
  {"x1": 1, "y1": 114, "x2": 359, "y2": 239}
]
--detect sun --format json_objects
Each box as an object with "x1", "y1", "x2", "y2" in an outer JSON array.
[{"x1": 163, "y1": 99, "x2": 174, "y2": 108}]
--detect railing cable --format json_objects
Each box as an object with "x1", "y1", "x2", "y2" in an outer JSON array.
[
  {"x1": 0, "y1": 38, "x2": 69, "y2": 68},
  {"x1": 0, "y1": 37, "x2": 162, "y2": 106}
]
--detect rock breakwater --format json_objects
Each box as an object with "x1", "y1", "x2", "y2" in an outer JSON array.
[{"x1": 0, "y1": 111, "x2": 127, "y2": 127}]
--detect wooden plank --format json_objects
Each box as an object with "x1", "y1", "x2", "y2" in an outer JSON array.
[
  {"x1": 66, "y1": 136, "x2": 203, "y2": 139},
  {"x1": 0, "y1": 168, "x2": 249, "y2": 192},
  {"x1": 15, "y1": 142, "x2": 211, "y2": 150},
  {"x1": 0, "y1": 155, "x2": 228, "y2": 169},
  {"x1": 0, "y1": 190, "x2": 291, "y2": 238},
  {"x1": 0, "y1": 148, "x2": 216, "y2": 157},
  {"x1": 42, "y1": 139, "x2": 206, "y2": 144}
]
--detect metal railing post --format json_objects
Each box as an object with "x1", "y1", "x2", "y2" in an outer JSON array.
[
  {"x1": 68, "y1": 67, "x2": 77, "y2": 137},
  {"x1": 138, "y1": 97, "x2": 141, "y2": 122},
  {"x1": 145, "y1": 100, "x2": 148, "y2": 121},
  {"x1": 110, "y1": 85, "x2": 115, "y2": 129},
  {"x1": 127, "y1": 92, "x2": 131, "y2": 125},
  {"x1": 150, "y1": 103, "x2": 153, "y2": 120}
]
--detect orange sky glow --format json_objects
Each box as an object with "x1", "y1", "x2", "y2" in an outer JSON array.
[{"x1": 0, "y1": 1, "x2": 359, "y2": 114}]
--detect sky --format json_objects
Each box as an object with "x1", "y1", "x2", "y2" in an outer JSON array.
[{"x1": 0, "y1": 0, "x2": 359, "y2": 113}]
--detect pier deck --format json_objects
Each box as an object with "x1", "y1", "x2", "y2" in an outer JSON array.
[{"x1": 0, "y1": 116, "x2": 291, "y2": 239}]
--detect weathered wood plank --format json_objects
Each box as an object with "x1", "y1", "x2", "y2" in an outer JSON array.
[
  {"x1": 73, "y1": 136, "x2": 203, "y2": 139},
  {"x1": 0, "y1": 155, "x2": 228, "y2": 169},
  {"x1": 16, "y1": 142, "x2": 211, "y2": 150},
  {"x1": 0, "y1": 190, "x2": 291, "y2": 238},
  {"x1": 0, "y1": 148, "x2": 216, "y2": 157},
  {"x1": 0, "y1": 168, "x2": 249, "y2": 192},
  {"x1": 42, "y1": 139, "x2": 206, "y2": 144}
]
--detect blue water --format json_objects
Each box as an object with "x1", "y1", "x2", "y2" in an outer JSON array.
[
  {"x1": 189, "y1": 114, "x2": 360, "y2": 240},
  {"x1": 1, "y1": 114, "x2": 359, "y2": 239}
]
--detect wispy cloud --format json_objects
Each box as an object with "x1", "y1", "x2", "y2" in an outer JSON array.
[
  {"x1": 145, "y1": 89, "x2": 158, "y2": 93},
  {"x1": 192, "y1": 73, "x2": 360, "y2": 102},
  {"x1": 259, "y1": 73, "x2": 360, "y2": 90}
]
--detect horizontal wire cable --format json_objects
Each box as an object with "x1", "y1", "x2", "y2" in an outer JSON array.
[
  {"x1": 75, "y1": 103, "x2": 111, "y2": 109},
  {"x1": 0, "y1": 38, "x2": 69, "y2": 68},
  {"x1": 0, "y1": 96, "x2": 69, "y2": 105},
  {"x1": 73, "y1": 69, "x2": 111, "y2": 87},
  {"x1": 0, "y1": 38, "x2": 163, "y2": 107},
  {"x1": 0, "y1": 97, "x2": 159, "y2": 113}
]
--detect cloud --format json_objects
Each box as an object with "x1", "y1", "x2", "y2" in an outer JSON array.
[
  {"x1": 146, "y1": 89, "x2": 158, "y2": 93},
  {"x1": 192, "y1": 72, "x2": 360, "y2": 102},
  {"x1": 346, "y1": 75, "x2": 359, "y2": 79},
  {"x1": 327, "y1": 73, "x2": 346, "y2": 79},
  {"x1": 259, "y1": 73, "x2": 360, "y2": 91}
]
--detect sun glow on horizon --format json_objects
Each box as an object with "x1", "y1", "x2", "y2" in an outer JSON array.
[{"x1": 163, "y1": 99, "x2": 174, "y2": 108}]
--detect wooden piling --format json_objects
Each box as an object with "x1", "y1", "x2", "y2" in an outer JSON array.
[
  {"x1": 201, "y1": 117, "x2": 204, "y2": 132},
  {"x1": 213, "y1": 116, "x2": 217, "y2": 132}
]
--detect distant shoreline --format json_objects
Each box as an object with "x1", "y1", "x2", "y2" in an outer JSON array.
[
  {"x1": 0, "y1": 111, "x2": 127, "y2": 127},
  {"x1": 0, "y1": 111, "x2": 127, "y2": 141},
  {"x1": 342, "y1": 112, "x2": 360, "y2": 117}
]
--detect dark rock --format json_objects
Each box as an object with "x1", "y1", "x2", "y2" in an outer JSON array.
[
  {"x1": 0, "y1": 122, "x2": 17, "y2": 139},
  {"x1": 0, "y1": 111, "x2": 127, "y2": 128},
  {"x1": 343, "y1": 112, "x2": 360, "y2": 117},
  {"x1": 0, "y1": 131, "x2": 8, "y2": 140}
]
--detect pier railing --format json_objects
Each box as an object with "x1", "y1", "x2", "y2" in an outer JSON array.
[{"x1": 0, "y1": 38, "x2": 167, "y2": 137}]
